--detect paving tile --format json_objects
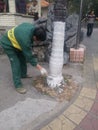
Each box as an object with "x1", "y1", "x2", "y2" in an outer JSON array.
[
  {"x1": 41, "y1": 126, "x2": 51, "y2": 130},
  {"x1": 58, "y1": 115, "x2": 76, "y2": 130},
  {"x1": 63, "y1": 105, "x2": 87, "y2": 125},
  {"x1": 48, "y1": 115, "x2": 76, "y2": 130},
  {"x1": 93, "y1": 57, "x2": 98, "y2": 85},
  {"x1": 96, "y1": 82, "x2": 98, "y2": 89},
  {"x1": 80, "y1": 87, "x2": 96, "y2": 99},
  {"x1": 95, "y1": 91, "x2": 98, "y2": 100},
  {"x1": 93, "y1": 57, "x2": 98, "y2": 71},
  {"x1": 79, "y1": 114, "x2": 98, "y2": 130},
  {"x1": 90, "y1": 101, "x2": 98, "y2": 117},
  {"x1": 48, "y1": 118, "x2": 62, "y2": 130},
  {"x1": 74, "y1": 126, "x2": 83, "y2": 130},
  {"x1": 74, "y1": 96, "x2": 94, "y2": 111}
]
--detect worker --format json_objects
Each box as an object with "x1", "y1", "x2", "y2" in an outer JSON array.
[{"x1": 0, "y1": 23, "x2": 47, "y2": 94}]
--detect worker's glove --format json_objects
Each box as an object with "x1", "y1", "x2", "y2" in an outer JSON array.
[{"x1": 40, "y1": 68, "x2": 47, "y2": 76}]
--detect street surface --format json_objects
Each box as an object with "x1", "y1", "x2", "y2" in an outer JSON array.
[
  {"x1": 40, "y1": 28, "x2": 98, "y2": 130},
  {"x1": 1, "y1": 28, "x2": 97, "y2": 130}
]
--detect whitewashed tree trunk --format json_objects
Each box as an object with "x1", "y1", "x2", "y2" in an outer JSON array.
[{"x1": 47, "y1": 21, "x2": 66, "y2": 88}]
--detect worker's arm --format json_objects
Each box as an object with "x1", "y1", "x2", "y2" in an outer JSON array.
[
  {"x1": 22, "y1": 45, "x2": 38, "y2": 66},
  {"x1": 21, "y1": 42, "x2": 47, "y2": 76}
]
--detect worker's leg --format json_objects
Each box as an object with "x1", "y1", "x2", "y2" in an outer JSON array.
[
  {"x1": 0, "y1": 37, "x2": 26, "y2": 94},
  {"x1": 15, "y1": 50, "x2": 27, "y2": 78},
  {"x1": 20, "y1": 53, "x2": 27, "y2": 78},
  {"x1": 4, "y1": 48, "x2": 22, "y2": 88},
  {"x1": 4, "y1": 48, "x2": 27, "y2": 94}
]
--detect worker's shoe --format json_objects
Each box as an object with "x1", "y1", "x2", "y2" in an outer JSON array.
[
  {"x1": 21, "y1": 75, "x2": 32, "y2": 78},
  {"x1": 16, "y1": 86, "x2": 27, "y2": 94}
]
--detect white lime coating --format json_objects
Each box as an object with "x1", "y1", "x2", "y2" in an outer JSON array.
[{"x1": 47, "y1": 22, "x2": 66, "y2": 88}]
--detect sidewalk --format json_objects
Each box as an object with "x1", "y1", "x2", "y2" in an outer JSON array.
[
  {"x1": 39, "y1": 28, "x2": 98, "y2": 130},
  {"x1": 0, "y1": 28, "x2": 98, "y2": 130},
  {"x1": 0, "y1": 51, "x2": 83, "y2": 129}
]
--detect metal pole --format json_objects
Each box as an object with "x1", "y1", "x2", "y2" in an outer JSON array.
[{"x1": 76, "y1": 0, "x2": 83, "y2": 48}]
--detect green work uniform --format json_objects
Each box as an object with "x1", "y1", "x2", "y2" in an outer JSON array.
[{"x1": 0, "y1": 23, "x2": 37, "y2": 88}]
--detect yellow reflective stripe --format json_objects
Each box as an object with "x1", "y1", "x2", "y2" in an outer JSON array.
[{"x1": 8, "y1": 28, "x2": 22, "y2": 50}]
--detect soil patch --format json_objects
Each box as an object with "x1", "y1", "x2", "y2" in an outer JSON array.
[{"x1": 33, "y1": 75, "x2": 79, "y2": 102}]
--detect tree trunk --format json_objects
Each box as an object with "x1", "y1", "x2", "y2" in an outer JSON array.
[{"x1": 47, "y1": 21, "x2": 65, "y2": 88}]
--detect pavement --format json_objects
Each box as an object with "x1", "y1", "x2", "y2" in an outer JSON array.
[{"x1": 0, "y1": 28, "x2": 98, "y2": 130}]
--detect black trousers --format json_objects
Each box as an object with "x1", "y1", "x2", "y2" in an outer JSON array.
[{"x1": 87, "y1": 23, "x2": 94, "y2": 37}]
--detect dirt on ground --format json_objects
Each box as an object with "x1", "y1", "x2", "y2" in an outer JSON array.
[{"x1": 33, "y1": 74, "x2": 79, "y2": 102}]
